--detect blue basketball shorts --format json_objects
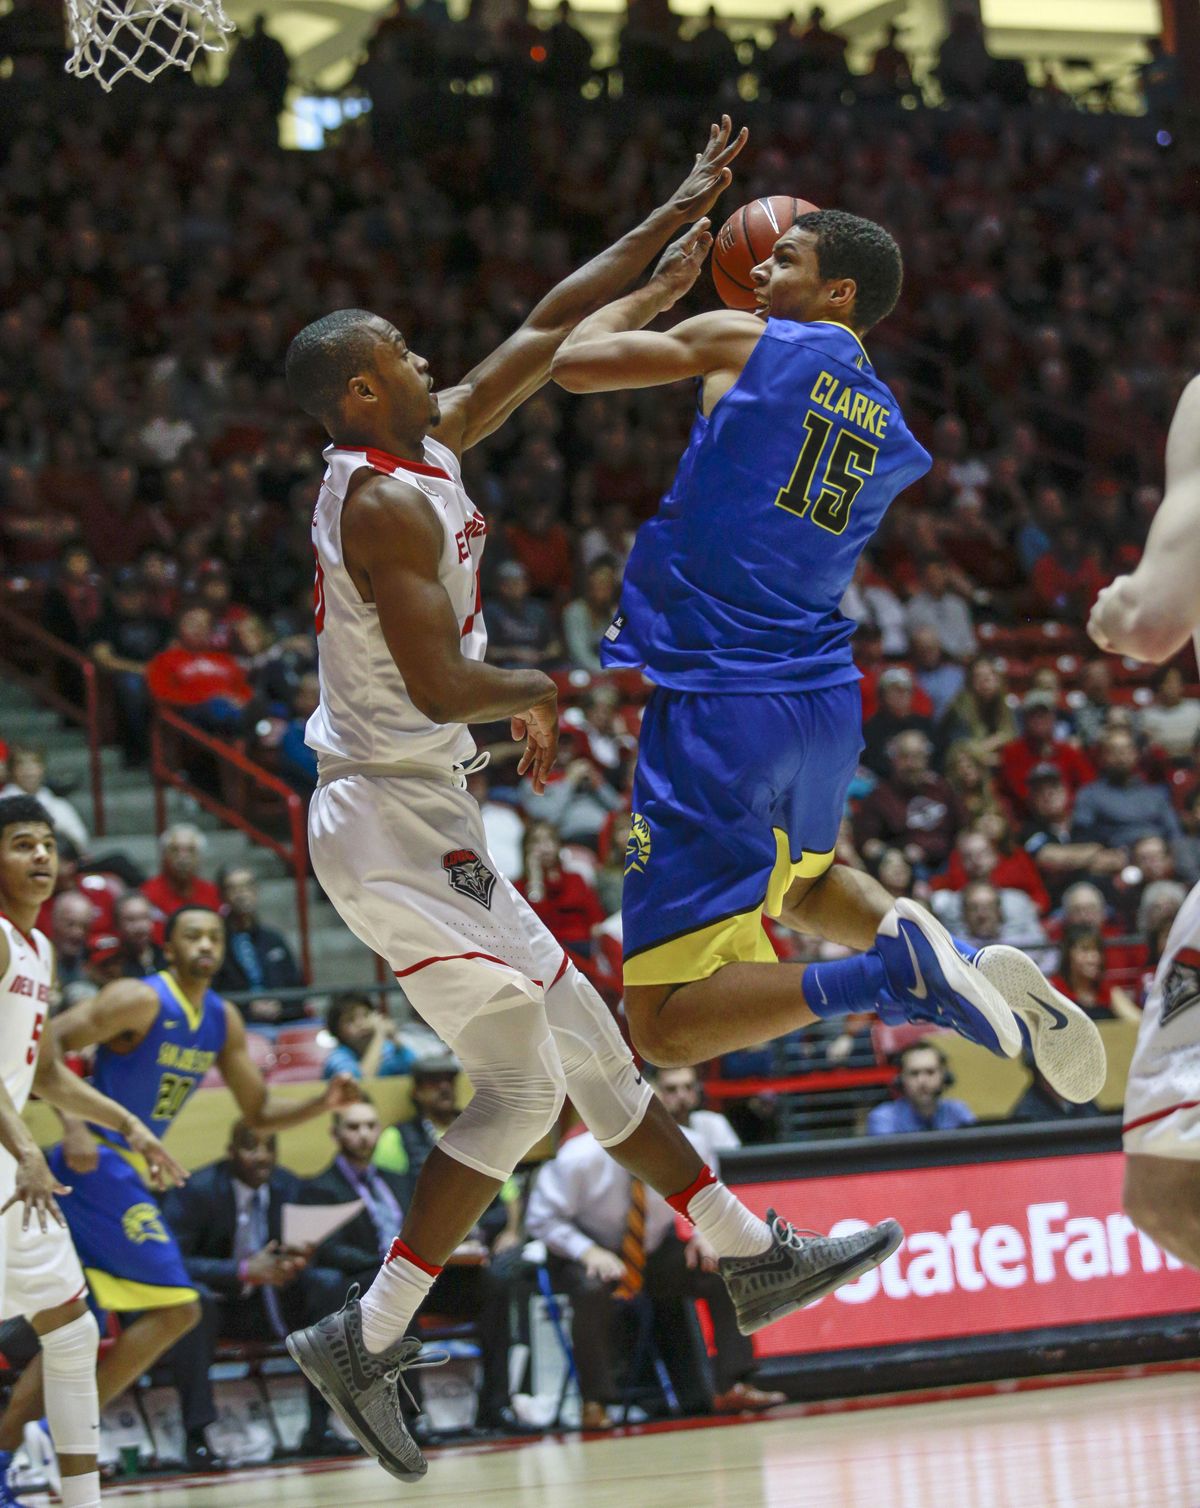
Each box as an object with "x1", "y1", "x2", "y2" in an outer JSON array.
[
  {"x1": 47, "y1": 1143, "x2": 197, "y2": 1312},
  {"x1": 621, "y1": 682, "x2": 862, "y2": 986}
]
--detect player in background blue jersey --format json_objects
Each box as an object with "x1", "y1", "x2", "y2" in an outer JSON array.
[
  {"x1": 0, "y1": 906, "x2": 356, "y2": 1475},
  {"x1": 553, "y1": 124, "x2": 1105, "y2": 1106}
]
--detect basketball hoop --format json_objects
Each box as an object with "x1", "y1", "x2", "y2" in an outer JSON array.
[{"x1": 64, "y1": 0, "x2": 234, "y2": 89}]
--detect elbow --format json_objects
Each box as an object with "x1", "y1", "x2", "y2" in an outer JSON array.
[{"x1": 549, "y1": 351, "x2": 592, "y2": 393}]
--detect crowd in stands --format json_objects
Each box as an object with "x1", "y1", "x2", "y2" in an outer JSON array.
[{"x1": 1, "y1": 42, "x2": 1198, "y2": 1157}]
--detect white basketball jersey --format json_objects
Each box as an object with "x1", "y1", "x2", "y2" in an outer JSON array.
[
  {"x1": 0, "y1": 918, "x2": 52, "y2": 1115},
  {"x1": 306, "y1": 440, "x2": 489, "y2": 769}
]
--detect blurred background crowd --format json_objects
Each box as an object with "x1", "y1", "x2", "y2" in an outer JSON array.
[{"x1": 1, "y1": 0, "x2": 1199, "y2": 1149}]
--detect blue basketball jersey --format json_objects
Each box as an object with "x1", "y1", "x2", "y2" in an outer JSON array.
[
  {"x1": 601, "y1": 319, "x2": 932, "y2": 692},
  {"x1": 90, "y1": 971, "x2": 228, "y2": 1149}
]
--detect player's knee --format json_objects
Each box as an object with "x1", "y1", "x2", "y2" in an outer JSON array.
[
  {"x1": 626, "y1": 988, "x2": 694, "y2": 1070},
  {"x1": 41, "y1": 1309, "x2": 99, "y2": 1375}
]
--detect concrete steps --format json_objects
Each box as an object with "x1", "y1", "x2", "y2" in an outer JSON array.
[{"x1": 0, "y1": 684, "x2": 372, "y2": 989}]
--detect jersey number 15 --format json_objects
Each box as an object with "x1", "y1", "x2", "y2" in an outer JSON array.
[{"x1": 774, "y1": 413, "x2": 878, "y2": 536}]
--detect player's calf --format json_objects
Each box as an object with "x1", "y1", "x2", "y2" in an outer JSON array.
[
  {"x1": 33, "y1": 1304, "x2": 99, "y2": 1508},
  {"x1": 1124, "y1": 1154, "x2": 1200, "y2": 1271}
]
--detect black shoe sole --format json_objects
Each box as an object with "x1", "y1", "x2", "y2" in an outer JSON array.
[
  {"x1": 735, "y1": 1221, "x2": 905, "y2": 1336},
  {"x1": 286, "y1": 1327, "x2": 426, "y2": 1484}
]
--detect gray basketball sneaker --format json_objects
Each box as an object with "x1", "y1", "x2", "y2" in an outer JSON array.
[
  {"x1": 720, "y1": 1210, "x2": 904, "y2": 1336},
  {"x1": 285, "y1": 1289, "x2": 445, "y2": 1483}
]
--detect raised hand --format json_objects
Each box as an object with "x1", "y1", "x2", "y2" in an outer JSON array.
[
  {"x1": 649, "y1": 218, "x2": 715, "y2": 309},
  {"x1": 669, "y1": 115, "x2": 749, "y2": 222}
]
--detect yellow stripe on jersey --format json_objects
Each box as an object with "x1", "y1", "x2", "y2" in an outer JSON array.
[{"x1": 85, "y1": 1268, "x2": 198, "y2": 1312}]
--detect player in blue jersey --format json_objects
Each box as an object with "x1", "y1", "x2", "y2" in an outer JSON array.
[
  {"x1": 0, "y1": 905, "x2": 356, "y2": 1476},
  {"x1": 553, "y1": 152, "x2": 1104, "y2": 1104}
]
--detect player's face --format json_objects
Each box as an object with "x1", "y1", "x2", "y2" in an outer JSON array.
[
  {"x1": 0, "y1": 823, "x2": 57, "y2": 911},
  {"x1": 654, "y1": 1069, "x2": 700, "y2": 1123},
  {"x1": 363, "y1": 323, "x2": 440, "y2": 436},
  {"x1": 750, "y1": 229, "x2": 850, "y2": 325},
  {"x1": 166, "y1": 912, "x2": 225, "y2": 979}
]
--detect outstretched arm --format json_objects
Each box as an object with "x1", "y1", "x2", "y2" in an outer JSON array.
[
  {"x1": 1089, "y1": 377, "x2": 1200, "y2": 662},
  {"x1": 434, "y1": 117, "x2": 747, "y2": 453},
  {"x1": 52, "y1": 976, "x2": 161, "y2": 1053},
  {"x1": 219, "y1": 1003, "x2": 358, "y2": 1132}
]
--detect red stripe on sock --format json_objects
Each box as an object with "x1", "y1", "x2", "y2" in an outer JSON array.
[
  {"x1": 385, "y1": 1237, "x2": 443, "y2": 1277},
  {"x1": 667, "y1": 1163, "x2": 718, "y2": 1218}
]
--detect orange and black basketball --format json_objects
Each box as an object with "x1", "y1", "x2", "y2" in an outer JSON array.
[{"x1": 712, "y1": 195, "x2": 820, "y2": 310}]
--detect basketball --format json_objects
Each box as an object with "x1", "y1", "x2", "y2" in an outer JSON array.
[{"x1": 711, "y1": 195, "x2": 820, "y2": 310}]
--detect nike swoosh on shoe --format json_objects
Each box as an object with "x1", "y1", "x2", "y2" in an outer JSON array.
[
  {"x1": 1030, "y1": 993, "x2": 1070, "y2": 1031},
  {"x1": 902, "y1": 928, "x2": 928, "y2": 999}
]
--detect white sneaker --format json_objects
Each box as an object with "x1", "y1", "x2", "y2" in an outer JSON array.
[{"x1": 973, "y1": 945, "x2": 1108, "y2": 1103}]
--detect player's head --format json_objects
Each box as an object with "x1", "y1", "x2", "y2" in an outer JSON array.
[
  {"x1": 0, "y1": 796, "x2": 57, "y2": 913},
  {"x1": 164, "y1": 905, "x2": 225, "y2": 981},
  {"x1": 750, "y1": 209, "x2": 903, "y2": 333},
  {"x1": 285, "y1": 310, "x2": 439, "y2": 445}
]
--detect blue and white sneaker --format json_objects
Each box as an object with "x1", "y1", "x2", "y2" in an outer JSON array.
[
  {"x1": 970, "y1": 944, "x2": 1107, "y2": 1103},
  {"x1": 875, "y1": 899, "x2": 1022, "y2": 1058}
]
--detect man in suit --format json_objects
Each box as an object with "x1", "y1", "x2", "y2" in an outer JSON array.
[
  {"x1": 303, "y1": 1097, "x2": 527, "y2": 1435},
  {"x1": 161, "y1": 1121, "x2": 357, "y2": 1463}
]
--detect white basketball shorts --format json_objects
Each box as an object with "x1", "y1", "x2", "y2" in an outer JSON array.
[
  {"x1": 309, "y1": 768, "x2": 567, "y2": 1044},
  {"x1": 0, "y1": 1156, "x2": 88, "y2": 1320},
  {"x1": 1123, "y1": 882, "x2": 1200, "y2": 1160}
]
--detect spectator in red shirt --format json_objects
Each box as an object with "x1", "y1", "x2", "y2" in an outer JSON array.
[
  {"x1": 999, "y1": 690, "x2": 1095, "y2": 814},
  {"x1": 1030, "y1": 522, "x2": 1107, "y2": 620},
  {"x1": 1050, "y1": 924, "x2": 1136, "y2": 1021},
  {"x1": 516, "y1": 820, "x2": 605, "y2": 960},
  {"x1": 502, "y1": 494, "x2": 574, "y2": 602},
  {"x1": 146, "y1": 605, "x2": 257, "y2": 735},
  {"x1": 140, "y1": 822, "x2": 222, "y2": 932},
  {"x1": 930, "y1": 824, "x2": 1051, "y2": 915}
]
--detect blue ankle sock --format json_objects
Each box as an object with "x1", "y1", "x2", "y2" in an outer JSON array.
[
  {"x1": 0, "y1": 1452, "x2": 11, "y2": 1472},
  {"x1": 803, "y1": 952, "x2": 886, "y2": 1019}
]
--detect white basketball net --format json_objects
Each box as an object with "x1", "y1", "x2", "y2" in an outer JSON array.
[{"x1": 64, "y1": 0, "x2": 234, "y2": 89}]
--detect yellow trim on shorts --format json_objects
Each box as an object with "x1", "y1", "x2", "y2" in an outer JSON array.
[
  {"x1": 764, "y1": 829, "x2": 836, "y2": 917},
  {"x1": 85, "y1": 1269, "x2": 198, "y2": 1312},
  {"x1": 93, "y1": 1132, "x2": 151, "y2": 1184},
  {"x1": 623, "y1": 832, "x2": 835, "y2": 987}
]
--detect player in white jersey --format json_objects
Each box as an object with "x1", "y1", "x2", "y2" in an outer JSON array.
[
  {"x1": 1089, "y1": 375, "x2": 1200, "y2": 1270},
  {"x1": 281, "y1": 121, "x2": 911, "y2": 1484},
  {"x1": 0, "y1": 796, "x2": 184, "y2": 1508}
]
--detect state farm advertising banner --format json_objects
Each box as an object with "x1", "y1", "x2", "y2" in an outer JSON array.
[{"x1": 728, "y1": 1151, "x2": 1200, "y2": 1358}]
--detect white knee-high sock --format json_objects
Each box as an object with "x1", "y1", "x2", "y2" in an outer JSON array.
[
  {"x1": 360, "y1": 1238, "x2": 441, "y2": 1354},
  {"x1": 668, "y1": 1166, "x2": 772, "y2": 1257}
]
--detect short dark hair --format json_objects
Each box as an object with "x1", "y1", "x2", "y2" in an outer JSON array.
[
  {"x1": 164, "y1": 905, "x2": 223, "y2": 943},
  {"x1": 0, "y1": 795, "x2": 54, "y2": 842},
  {"x1": 897, "y1": 1039, "x2": 948, "y2": 1072},
  {"x1": 794, "y1": 209, "x2": 903, "y2": 331},
  {"x1": 327, "y1": 991, "x2": 375, "y2": 1043},
  {"x1": 285, "y1": 309, "x2": 384, "y2": 423}
]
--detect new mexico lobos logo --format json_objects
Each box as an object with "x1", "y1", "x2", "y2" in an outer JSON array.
[
  {"x1": 625, "y1": 814, "x2": 652, "y2": 876},
  {"x1": 123, "y1": 1202, "x2": 170, "y2": 1245},
  {"x1": 1161, "y1": 946, "x2": 1200, "y2": 1028},
  {"x1": 441, "y1": 848, "x2": 496, "y2": 909}
]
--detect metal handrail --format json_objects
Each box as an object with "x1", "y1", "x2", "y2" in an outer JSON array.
[
  {"x1": 149, "y1": 707, "x2": 312, "y2": 981},
  {"x1": 0, "y1": 595, "x2": 107, "y2": 836}
]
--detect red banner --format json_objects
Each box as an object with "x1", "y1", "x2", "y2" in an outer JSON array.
[{"x1": 728, "y1": 1152, "x2": 1200, "y2": 1357}]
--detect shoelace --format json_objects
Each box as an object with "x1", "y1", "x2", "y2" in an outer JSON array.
[
  {"x1": 386, "y1": 1349, "x2": 450, "y2": 1416},
  {"x1": 770, "y1": 1216, "x2": 822, "y2": 1250}
]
